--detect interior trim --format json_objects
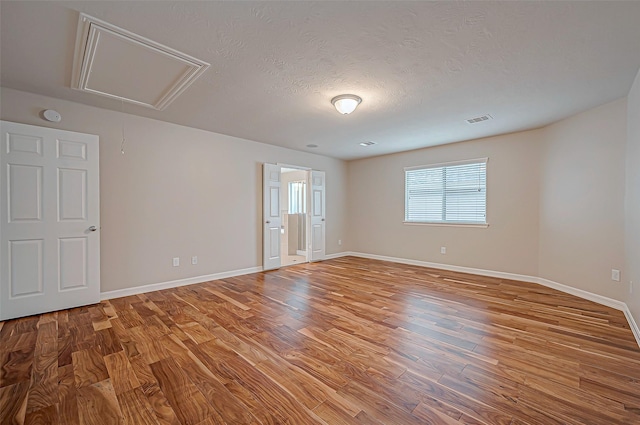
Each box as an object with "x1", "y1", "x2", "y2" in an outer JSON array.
[
  {"x1": 71, "y1": 13, "x2": 210, "y2": 110},
  {"x1": 100, "y1": 266, "x2": 262, "y2": 301}
]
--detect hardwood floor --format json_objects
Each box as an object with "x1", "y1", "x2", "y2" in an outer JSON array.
[{"x1": 1, "y1": 256, "x2": 639, "y2": 425}]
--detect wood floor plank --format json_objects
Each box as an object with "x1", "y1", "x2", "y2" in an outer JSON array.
[
  {"x1": 104, "y1": 351, "x2": 141, "y2": 395},
  {"x1": 76, "y1": 379, "x2": 124, "y2": 425},
  {"x1": 142, "y1": 383, "x2": 181, "y2": 425},
  {"x1": 24, "y1": 403, "x2": 59, "y2": 425},
  {"x1": 0, "y1": 380, "x2": 30, "y2": 425},
  {"x1": 0, "y1": 347, "x2": 34, "y2": 388},
  {"x1": 57, "y1": 364, "x2": 79, "y2": 425},
  {"x1": 72, "y1": 348, "x2": 109, "y2": 388},
  {"x1": 0, "y1": 257, "x2": 639, "y2": 424},
  {"x1": 150, "y1": 357, "x2": 215, "y2": 425},
  {"x1": 160, "y1": 335, "x2": 259, "y2": 424},
  {"x1": 117, "y1": 387, "x2": 160, "y2": 425}
]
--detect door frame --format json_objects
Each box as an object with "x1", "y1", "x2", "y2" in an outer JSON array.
[{"x1": 263, "y1": 162, "x2": 325, "y2": 270}]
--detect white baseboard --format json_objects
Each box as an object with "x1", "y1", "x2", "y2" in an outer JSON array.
[
  {"x1": 99, "y1": 252, "x2": 352, "y2": 300},
  {"x1": 324, "y1": 252, "x2": 350, "y2": 260},
  {"x1": 100, "y1": 266, "x2": 263, "y2": 300},
  {"x1": 342, "y1": 251, "x2": 640, "y2": 348},
  {"x1": 98, "y1": 251, "x2": 640, "y2": 349},
  {"x1": 347, "y1": 251, "x2": 540, "y2": 285},
  {"x1": 535, "y1": 277, "x2": 626, "y2": 311},
  {"x1": 623, "y1": 306, "x2": 640, "y2": 348}
]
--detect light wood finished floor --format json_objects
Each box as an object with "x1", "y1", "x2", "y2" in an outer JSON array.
[{"x1": 1, "y1": 257, "x2": 640, "y2": 425}]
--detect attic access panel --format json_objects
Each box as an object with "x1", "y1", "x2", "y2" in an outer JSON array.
[{"x1": 71, "y1": 13, "x2": 209, "y2": 110}]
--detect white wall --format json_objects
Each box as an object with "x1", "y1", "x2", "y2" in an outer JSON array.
[
  {"x1": 625, "y1": 68, "x2": 640, "y2": 321},
  {"x1": 348, "y1": 130, "x2": 541, "y2": 276},
  {"x1": 538, "y1": 99, "x2": 627, "y2": 300},
  {"x1": 0, "y1": 87, "x2": 348, "y2": 293}
]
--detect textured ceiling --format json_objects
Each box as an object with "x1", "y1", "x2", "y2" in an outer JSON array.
[{"x1": 2, "y1": 1, "x2": 640, "y2": 160}]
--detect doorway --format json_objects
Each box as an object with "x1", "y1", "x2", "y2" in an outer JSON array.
[
  {"x1": 263, "y1": 163, "x2": 325, "y2": 271},
  {"x1": 280, "y1": 167, "x2": 309, "y2": 266}
]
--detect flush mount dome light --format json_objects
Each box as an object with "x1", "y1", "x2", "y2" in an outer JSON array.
[{"x1": 331, "y1": 94, "x2": 362, "y2": 115}]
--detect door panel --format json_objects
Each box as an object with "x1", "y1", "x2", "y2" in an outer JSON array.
[
  {"x1": 58, "y1": 139, "x2": 87, "y2": 160},
  {"x1": 7, "y1": 133, "x2": 43, "y2": 155},
  {"x1": 8, "y1": 164, "x2": 43, "y2": 222},
  {"x1": 59, "y1": 237, "x2": 88, "y2": 290},
  {"x1": 269, "y1": 186, "x2": 279, "y2": 217},
  {"x1": 310, "y1": 170, "x2": 326, "y2": 261},
  {"x1": 263, "y1": 163, "x2": 282, "y2": 270},
  {"x1": 9, "y1": 239, "x2": 44, "y2": 296},
  {"x1": 268, "y1": 228, "x2": 280, "y2": 259},
  {"x1": 1, "y1": 121, "x2": 100, "y2": 320},
  {"x1": 58, "y1": 168, "x2": 87, "y2": 220}
]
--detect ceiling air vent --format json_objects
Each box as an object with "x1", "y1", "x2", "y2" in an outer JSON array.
[
  {"x1": 466, "y1": 114, "x2": 493, "y2": 124},
  {"x1": 359, "y1": 141, "x2": 376, "y2": 147},
  {"x1": 71, "y1": 14, "x2": 210, "y2": 110}
]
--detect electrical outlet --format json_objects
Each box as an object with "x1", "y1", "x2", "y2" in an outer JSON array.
[
  {"x1": 611, "y1": 269, "x2": 620, "y2": 282},
  {"x1": 338, "y1": 239, "x2": 342, "y2": 246},
  {"x1": 172, "y1": 257, "x2": 179, "y2": 267},
  {"x1": 191, "y1": 256, "x2": 198, "y2": 265},
  {"x1": 440, "y1": 247, "x2": 446, "y2": 255}
]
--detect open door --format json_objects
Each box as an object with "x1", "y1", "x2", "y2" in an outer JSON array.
[
  {"x1": 263, "y1": 163, "x2": 282, "y2": 270},
  {"x1": 310, "y1": 170, "x2": 326, "y2": 261}
]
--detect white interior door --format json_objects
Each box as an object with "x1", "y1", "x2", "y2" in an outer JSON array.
[
  {"x1": 310, "y1": 170, "x2": 326, "y2": 261},
  {"x1": 263, "y1": 163, "x2": 282, "y2": 270},
  {"x1": 0, "y1": 121, "x2": 100, "y2": 320}
]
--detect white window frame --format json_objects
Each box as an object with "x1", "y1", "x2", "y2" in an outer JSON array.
[{"x1": 404, "y1": 158, "x2": 488, "y2": 227}]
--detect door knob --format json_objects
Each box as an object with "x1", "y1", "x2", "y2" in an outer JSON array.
[
  {"x1": 321, "y1": 218, "x2": 325, "y2": 222},
  {"x1": 266, "y1": 221, "x2": 271, "y2": 224},
  {"x1": 88, "y1": 226, "x2": 97, "y2": 232}
]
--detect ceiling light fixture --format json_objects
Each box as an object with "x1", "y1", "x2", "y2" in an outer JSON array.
[{"x1": 331, "y1": 94, "x2": 362, "y2": 115}]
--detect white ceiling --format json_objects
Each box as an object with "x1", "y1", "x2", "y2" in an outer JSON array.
[{"x1": 2, "y1": 1, "x2": 640, "y2": 160}]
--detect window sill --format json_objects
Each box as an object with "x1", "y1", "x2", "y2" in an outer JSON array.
[{"x1": 403, "y1": 221, "x2": 489, "y2": 228}]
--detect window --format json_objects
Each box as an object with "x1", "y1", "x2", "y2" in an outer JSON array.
[
  {"x1": 288, "y1": 181, "x2": 307, "y2": 214},
  {"x1": 405, "y1": 159, "x2": 487, "y2": 225}
]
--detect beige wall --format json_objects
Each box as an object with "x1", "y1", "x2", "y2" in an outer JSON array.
[
  {"x1": 0, "y1": 87, "x2": 348, "y2": 292},
  {"x1": 347, "y1": 130, "x2": 541, "y2": 276},
  {"x1": 539, "y1": 99, "x2": 627, "y2": 300},
  {"x1": 625, "y1": 68, "x2": 640, "y2": 321},
  {"x1": 347, "y1": 98, "x2": 630, "y2": 306}
]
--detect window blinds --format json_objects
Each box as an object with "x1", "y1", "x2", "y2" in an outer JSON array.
[{"x1": 405, "y1": 159, "x2": 487, "y2": 224}]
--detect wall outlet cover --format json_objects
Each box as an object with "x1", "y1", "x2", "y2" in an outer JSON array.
[{"x1": 611, "y1": 269, "x2": 620, "y2": 282}]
